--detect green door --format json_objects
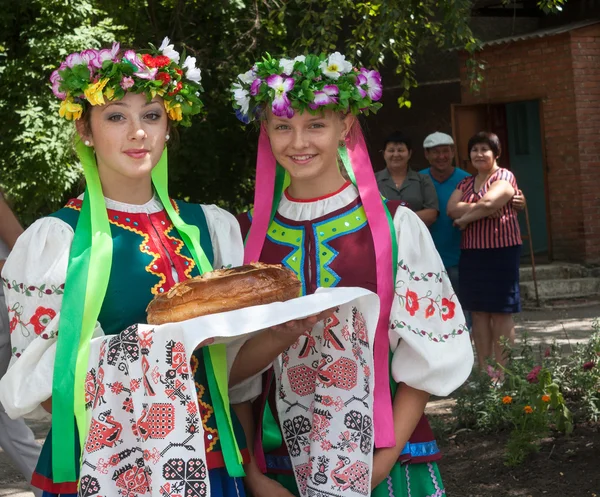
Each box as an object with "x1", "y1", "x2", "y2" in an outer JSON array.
[{"x1": 505, "y1": 100, "x2": 548, "y2": 256}]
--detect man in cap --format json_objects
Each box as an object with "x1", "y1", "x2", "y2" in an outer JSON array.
[{"x1": 419, "y1": 132, "x2": 468, "y2": 292}]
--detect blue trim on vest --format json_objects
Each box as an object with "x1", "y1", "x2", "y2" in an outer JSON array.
[{"x1": 399, "y1": 440, "x2": 440, "y2": 458}]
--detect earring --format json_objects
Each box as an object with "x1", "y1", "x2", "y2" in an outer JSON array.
[
  {"x1": 338, "y1": 139, "x2": 346, "y2": 148},
  {"x1": 165, "y1": 134, "x2": 170, "y2": 141},
  {"x1": 84, "y1": 140, "x2": 91, "y2": 147}
]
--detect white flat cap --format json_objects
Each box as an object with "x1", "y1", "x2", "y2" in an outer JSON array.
[{"x1": 423, "y1": 132, "x2": 454, "y2": 149}]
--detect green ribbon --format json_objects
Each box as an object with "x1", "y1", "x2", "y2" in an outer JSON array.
[
  {"x1": 153, "y1": 148, "x2": 244, "y2": 477},
  {"x1": 51, "y1": 144, "x2": 243, "y2": 482},
  {"x1": 52, "y1": 139, "x2": 113, "y2": 482}
]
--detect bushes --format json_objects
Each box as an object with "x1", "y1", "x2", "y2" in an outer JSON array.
[{"x1": 453, "y1": 319, "x2": 600, "y2": 465}]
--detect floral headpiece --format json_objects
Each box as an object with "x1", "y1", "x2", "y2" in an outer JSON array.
[
  {"x1": 51, "y1": 38, "x2": 203, "y2": 127},
  {"x1": 231, "y1": 52, "x2": 382, "y2": 122}
]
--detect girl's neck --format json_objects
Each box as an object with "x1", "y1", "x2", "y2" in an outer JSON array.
[
  {"x1": 287, "y1": 168, "x2": 347, "y2": 200},
  {"x1": 99, "y1": 174, "x2": 154, "y2": 205}
]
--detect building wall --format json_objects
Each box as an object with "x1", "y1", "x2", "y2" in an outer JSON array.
[
  {"x1": 571, "y1": 24, "x2": 600, "y2": 262},
  {"x1": 458, "y1": 31, "x2": 598, "y2": 262}
]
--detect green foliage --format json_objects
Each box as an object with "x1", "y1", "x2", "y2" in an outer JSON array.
[
  {"x1": 453, "y1": 326, "x2": 600, "y2": 467},
  {"x1": 0, "y1": 0, "x2": 569, "y2": 223},
  {"x1": 0, "y1": 0, "x2": 124, "y2": 224}
]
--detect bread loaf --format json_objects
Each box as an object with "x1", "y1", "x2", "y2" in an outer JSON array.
[{"x1": 146, "y1": 262, "x2": 301, "y2": 325}]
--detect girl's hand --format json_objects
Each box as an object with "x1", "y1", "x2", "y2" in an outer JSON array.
[
  {"x1": 245, "y1": 466, "x2": 295, "y2": 497},
  {"x1": 268, "y1": 308, "x2": 335, "y2": 348}
]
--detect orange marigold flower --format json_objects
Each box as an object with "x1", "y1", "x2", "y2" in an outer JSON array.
[
  {"x1": 502, "y1": 396, "x2": 512, "y2": 404},
  {"x1": 523, "y1": 405, "x2": 533, "y2": 414},
  {"x1": 541, "y1": 394, "x2": 551, "y2": 403}
]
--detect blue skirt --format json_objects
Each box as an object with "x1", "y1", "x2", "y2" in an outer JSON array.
[{"x1": 458, "y1": 245, "x2": 521, "y2": 313}]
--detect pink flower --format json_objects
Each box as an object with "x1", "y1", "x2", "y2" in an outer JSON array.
[
  {"x1": 65, "y1": 52, "x2": 84, "y2": 68},
  {"x1": 80, "y1": 49, "x2": 99, "y2": 71},
  {"x1": 124, "y1": 50, "x2": 157, "y2": 80},
  {"x1": 250, "y1": 78, "x2": 262, "y2": 96},
  {"x1": 267, "y1": 74, "x2": 295, "y2": 118},
  {"x1": 309, "y1": 84, "x2": 339, "y2": 109},
  {"x1": 120, "y1": 76, "x2": 135, "y2": 90},
  {"x1": 527, "y1": 365, "x2": 542, "y2": 383},
  {"x1": 583, "y1": 361, "x2": 595, "y2": 371},
  {"x1": 544, "y1": 347, "x2": 551, "y2": 358},
  {"x1": 486, "y1": 365, "x2": 502, "y2": 380},
  {"x1": 356, "y1": 68, "x2": 383, "y2": 101},
  {"x1": 93, "y1": 42, "x2": 120, "y2": 69},
  {"x1": 50, "y1": 70, "x2": 66, "y2": 100}
]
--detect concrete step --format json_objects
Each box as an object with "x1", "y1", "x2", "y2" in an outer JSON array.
[
  {"x1": 519, "y1": 263, "x2": 590, "y2": 282},
  {"x1": 520, "y1": 277, "x2": 600, "y2": 301}
]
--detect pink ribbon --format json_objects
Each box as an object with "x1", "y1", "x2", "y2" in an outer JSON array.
[
  {"x1": 246, "y1": 124, "x2": 396, "y2": 449},
  {"x1": 345, "y1": 129, "x2": 395, "y2": 448},
  {"x1": 244, "y1": 126, "x2": 277, "y2": 264}
]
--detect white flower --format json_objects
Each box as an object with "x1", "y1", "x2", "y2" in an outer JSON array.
[
  {"x1": 238, "y1": 69, "x2": 256, "y2": 84},
  {"x1": 319, "y1": 52, "x2": 353, "y2": 80},
  {"x1": 279, "y1": 56, "x2": 306, "y2": 76},
  {"x1": 232, "y1": 83, "x2": 250, "y2": 114},
  {"x1": 279, "y1": 58, "x2": 295, "y2": 76},
  {"x1": 158, "y1": 37, "x2": 180, "y2": 64},
  {"x1": 183, "y1": 56, "x2": 202, "y2": 83}
]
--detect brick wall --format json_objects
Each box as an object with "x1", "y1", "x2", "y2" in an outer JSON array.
[
  {"x1": 458, "y1": 28, "x2": 600, "y2": 263},
  {"x1": 571, "y1": 25, "x2": 600, "y2": 262}
]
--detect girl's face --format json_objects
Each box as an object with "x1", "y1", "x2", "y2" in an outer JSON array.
[
  {"x1": 383, "y1": 142, "x2": 411, "y2": 172},
  {"x1": 265, "y1": 109, "x2": 353, "y2": 183},
  {"x1": 77, "y1": 92, "x2": 168, "y2": 186},
  {"x1": 470, "y1": 142, "x2": 497, "y2": 173}
]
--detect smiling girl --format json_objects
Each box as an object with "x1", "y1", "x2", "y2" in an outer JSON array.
[
  {"x1": 231, "y1": 53, "x2": 474, "y2": 497},
  {"x1": 0, "y1": 41, "x2": 310, "y2": 497}
]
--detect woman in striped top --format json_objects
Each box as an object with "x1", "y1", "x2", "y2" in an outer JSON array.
[{"x1": 447, "y1": 131, "x2": 522, "y2": 370}]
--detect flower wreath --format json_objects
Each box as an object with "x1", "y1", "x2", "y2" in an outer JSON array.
[
  {"x1": 231, "y1": 52, "x2": 383, "y2": 122},
  {"x1": 51, "y1": 38, "x2": 203, "y2": 127}
]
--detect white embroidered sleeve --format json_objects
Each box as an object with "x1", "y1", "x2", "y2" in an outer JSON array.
[
  {"x1": 201, "y1": 204, "x2": 262, "y2": 402},
  {"x1": 389, "y1": 207, "x2": 474, "y2": 396},
  {"x1": 0, "y1": 217, "x2": 80, "y2": 419}
]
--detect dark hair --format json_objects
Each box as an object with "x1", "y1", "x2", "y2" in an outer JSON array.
[
  {"x1": 468, "y1": 131, "x2": 501, "y2": 158},
  {"x1": 383, "y1": 131, "x2": 412, "y2": 152}
]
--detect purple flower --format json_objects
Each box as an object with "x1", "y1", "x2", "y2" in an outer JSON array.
[
  {"x1": 526, "y1": 365, "x2": 542, "y2": 384},
  {"x1": 50, "y1": 70, "x2": 66, "y2": 100},
  {"x1": 120, "y1": 76, "x2": 135, "y2": 90},
  {"x1": 65, "y1": 52, "x2": 84, "y2": 68},
  {"x1": 124, "y1": 50, "x2": 157, "y2": 80},
  {"x1": 356, "y1": 68, "x2": 383, "y2": 101},
  {"x1": 250, "y1": 78, "x2": 262, "y2": 96},
  {"x1": 309, "y1": 84, "x2": 338, "y2": 109},
  {"x1": 267, "y1": 74, "x2": 295, "y2": 118}
]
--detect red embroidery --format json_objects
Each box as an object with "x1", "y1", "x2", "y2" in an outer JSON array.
[
  {"x1": 29, "y1": 306, "x2": 56, "y2": 335},
  {"x1": 405, "y1": 289, "x2": 420, "y2": 316},
  {"x1": 441, "y1": 298, "x2": 456, "y2": 321}
]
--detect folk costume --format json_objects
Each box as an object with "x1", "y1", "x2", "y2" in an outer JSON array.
[
  {"x1": 231, "y1": 53, "x2": 474, "y2": 496},
  {"x1": 0, "y1": 40, "x2": 251, "y2": 497}
]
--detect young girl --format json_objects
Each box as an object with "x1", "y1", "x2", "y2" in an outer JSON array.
[
  {"x1": 231, "y1": 53, "x2": 474, "y2": 496},
  {"x1": 0, "y1": 41, "x2": 312, "y2": 497}
]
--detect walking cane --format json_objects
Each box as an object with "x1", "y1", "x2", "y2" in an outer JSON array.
[{"x1": 524, "y1": 202, "x2": 540, "y2": 307}]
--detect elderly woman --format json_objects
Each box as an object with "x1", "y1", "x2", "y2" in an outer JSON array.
[
  {"x1": 447, "y1": 131, "x2": 522, "y2": 370},
  {"x1": 376, "y1": 131, "x2": 439, "y2": 226}
]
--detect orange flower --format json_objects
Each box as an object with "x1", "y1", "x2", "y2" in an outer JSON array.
[
  {"x1": 405, "y1": 289, "x2": 420, "y2": 316},
  {"x1": 502, "y1": 396, "x2": 512, "y2": 405},
  {"x1": 523, "y1": 405, "x2": 533, "y2": 414},
  {"x1": 541, "y1": 394, "x2": 551, "y2": 403}
]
